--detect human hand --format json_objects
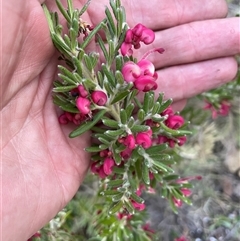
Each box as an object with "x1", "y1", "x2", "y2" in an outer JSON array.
[{"x1": 1, "y1": 0, "x2": 239, "y2": 240}]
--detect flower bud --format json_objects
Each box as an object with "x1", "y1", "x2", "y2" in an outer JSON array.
[
  {"x1": 103, "y1": 158, "x2": 115, "y2": 175},
  {"x1": 132, "y1": 200, "x2": 146, "y2": 211},
  {"x1": 91, "y1": 90, "x2": 107, "y2": 106},
  {"x1": 136, "y1": 132, "x2": 152, "y2": 149},
  {"x1": 78, "y1": 85, "x2": 88, "y2": 97},
  {"x1": 166, "y1": 115, "x2": 184, "y2": 129},
  {"x1": 58, "y1": 113, "x2": 68, "y2": 125},
  {"x1": 123, "y1": 134, "x2": 136, "y2": 149},
  {"x1": 76, "y1": 97, "x2": 91, "y2": 114}
]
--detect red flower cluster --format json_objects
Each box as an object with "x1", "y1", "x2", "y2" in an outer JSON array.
[
  {"x1": 121, "y1": 24, "x2": 165, "y2": 92},
  {"x1": 58, "y1": 86, "x2": 108, "y2": 125},
  {"x1": 204, "y1": 100, "x2": 231, "y2": 119},
  {"x1": 172, "y1": 175, "x2": 202, "y2": 207},
  {"x1": 122, "y1": 59, "x2": 158, "y2": 92},
  {"x1": 121, "y1": 23, "x2": 155, "y2": 56},
  {"x1": 76, "y1": 86, "x2": 107, "y2": 115},
  {"x1": 152, "y1": 106, "x2": 187, "y2": 148}
]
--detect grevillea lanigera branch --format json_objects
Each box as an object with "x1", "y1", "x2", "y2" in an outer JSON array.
[{"x1": 43, "y1": 0, "x2": 201, "y2": 239}]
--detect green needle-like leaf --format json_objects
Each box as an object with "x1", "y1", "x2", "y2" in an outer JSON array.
[{"x1": 81, "y1": 21, "x2": 105, "y2": 49}]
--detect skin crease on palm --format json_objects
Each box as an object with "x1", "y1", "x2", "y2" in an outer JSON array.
[{"x1": 1, "y1": 0, "x2": 239, "y2": 240}]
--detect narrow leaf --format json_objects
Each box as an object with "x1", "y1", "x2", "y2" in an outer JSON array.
[
  {"x1": 53, "y1": 85, "x2": 76, "y2": 92},
  {"x1": 108, "y1": 201, "x2": 123, "y2": 215},
  {"x1": 131, "y1": 124, "x2": 149, "y2": 133},
  {"x1": 97, "y1": 34, "x2": 108, "y2": 61},
  {"x1": 145, "y1": 144, "x2": 168, "y2": 155},
  {"x1": 81, "y1": 21, "x2": 105, "y2": 49},
  {"x1": 56, "y1": 0, "x2": 71, "y2": 22},
  {"x1": 158, "y1": 99, "x2": 173, "y2": 114},
  {"x1": 85, "y1": 146, "x2": 104, "y2": 152},
  {"x1": 105, "y1": 129, "x2": 124, "y2": 138},
  {"x1": 142, "y1": 163, "x2": 150, "y2": 185},
  {"x1": 120, "y1": 109, "x2": 127, "y2": 125},
  {"x1": 107, "y1": 179, "x2": 125, "y2": 188},
  {"x1": 102, "y1": 118, "x2": 119, "y2": 128},
  {"x1": 110, "y1": 90, "x2": 130, "y2": 105},
  {"x1": 130, "y1": 192, "x2": 144, "y2": 204}
]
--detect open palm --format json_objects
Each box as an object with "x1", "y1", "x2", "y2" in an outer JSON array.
[{"x1": 1, "y1": 0, "x2": 239, "y2": 240}]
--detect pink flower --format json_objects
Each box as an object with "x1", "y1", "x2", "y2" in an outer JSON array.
[
  {"x1": 121, "y1": 24, "x2": 155, "y2": 56},
  {"x1": 123, "y1": 134, "x2": 136, "y2": 149},
  {"x1": 120, "y1": 42, "x2": 133, "y2": 56},
  {"x1": 117, "y1": 212, "x2": 132, "y2": 220},
  {"x1": 58, "y1": 113, "x2": 69, "y2": 124},
  {"x1": 122, "y1": 60, "x2": 158, "y2": 92},
  {"x1": 120, "y1": 147, "x2": 132, "y2": 159},
  {"x1": 142, "y1": 223, "x2": 155, "y2": 234},
  {"x1": 172, "y1": 196, "x2": 182, "y2": 207},
  {"x1": 161, "y1": 106, "x2": 174, "y2": 117},
  {"x1": 134, "y1": 76, "x2": 158, "y2": 92},
  {"x1": 90, "y1": 162, "x2": 107, "y2": 179},
  {"x1": 103, "y1": 158, "x2": 115, "y2": 175},
  {"x1": 204, "y1": 100, "x2": 231, "y2": 119},
  {"x1": 175, "y1": 236, "x2": 189, "y2": 241},
  {"x1": 177, "y1": 136, "x2": 187, "y2": 146},
  {"x1": 219, "y1": 100, "x2": 231, "y2": 116},
  {"x1": 137, "y1": 59, "x2": 155, "y2": 76},
  {"x1": 165, "y1": 115, "x2": 184, "y2": 129},
  {"x1": 91, "y1": 90, "x2": 107, "y2": 106},
  {"x1": 132, "y1": 200, "x2": 146, "y2": 211},
  {"x1": 78, "y1": 85, "x2": 88, "y2": 97},
  {"x1": 136, "y1": 132, "x2": 152, "y2": 148},
  {"x1": 121, "y1": 62, "x2": 141, "y2": 82},
  {"x1": 180, "y1": 188, "x2": 192, "y2": 197},
  {"x1": 76, "y1": 97, "x2": 91, "y2": 114},
  {"x1": 132, "y1": 24, "x2": 155, "y2": 44}
]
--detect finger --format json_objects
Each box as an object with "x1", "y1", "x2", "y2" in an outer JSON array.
[
  {"x1": 123, "y1": 0, "x2": 228, "y2": 29},
  {"x1": 146, "y1": 18, "x2": 240, "y2": 69},
  {"x1": 156, "y1": 57, "x2": 238, "y2": 101},
  {"x1": 172, "y1": 99, "x2": 187, "y2": 112}
]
